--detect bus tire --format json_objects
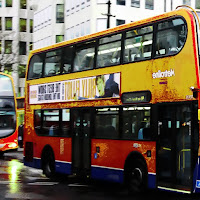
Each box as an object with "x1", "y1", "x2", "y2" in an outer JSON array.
[
  {"x1": 125, "y1": 159, "x2": 148, "y2": 194},
  {"x1": 42, "y1": 148, "x2": 55, "y2": 179}
]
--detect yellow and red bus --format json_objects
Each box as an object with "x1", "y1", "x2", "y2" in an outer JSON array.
[
  {"x1": 0, "y1": 73, "x2": 18, "y2": 155},
  {"x1": 24, "y1": 6, "x2": 200, "y2": 193}
]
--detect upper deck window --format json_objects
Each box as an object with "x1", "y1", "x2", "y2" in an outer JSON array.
[
  {"x1": 155, "y1": 18, "x2": 187, "y2": 57},
  {"x1": 28, "y1": 54, "x2": 44, "y2": 79},
  {"x1": 124, "y1": 26, "x2": 153, "y2": 62},
  {"x1": 73, "y1": 41, "x2": 95, "y2": 72},
  {"x1": 44, "y1": 49, "x2": 62, "y2": 77},
  {"x1": 97, "y1": 34, "x2": 122, "y2": 68}
]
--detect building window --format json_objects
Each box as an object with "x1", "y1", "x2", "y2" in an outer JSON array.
[
  {"x1": 56, "y1": 4, "x2": 64, "y2": 23},
  {"x1": 0, "y1": 0, "x2": 2, "y2": 7},
  {"x1": 117, "y1": 0, "x2": 125, "y2": 5},
  {"x1": 116, "y1": 19, "x2": 125, "y2": 26},
  {"x1": 5, "y1": 0, "x2": 12, "y2": 7},
  {"x1": 5, "y1": 17, "x2": 12, "y2": 30},
  {"x1": 0, "y1": 18, "x2": 1, "y2": 31},
  {"x1": 131, "y1": 0, "x2": 140, "y2": 7},
  {"x1": 18, "y1": 65, "x2": 26, "y2": 78},
  {"x1": 0, "y1": 41, "x2": 1, "y2": 54},
  {"x1": 20, "y1": 18, "x2": 26, "y2": 32},
  {"x1": 145, "y1": 0, "x2": 154, "y2": 10},
  {"x1": 4, "y1": 64, "x2": 12, "y2": 74},
  {"x1": 56, "y1": 35, "x2": 64, "y2": 43},
  {"x1": 20, "y1": 0, "x2": 26, "y2": 9},
  {"x1": 30, "y1": 19, "x2": 33, "y2": 33},
  {"x1": 196, "y1": 0, "x2": 200, "y2": 9},
  {"x1": 183, "y1": 0, "x2": 191, "y2": 6},
  {"x1": 19, "y1": 42, "x2": 26, "y2": 55},
  {"x1": 29, "y1": 42, "x2": 33, "y2": 51},
  {"x1": 5, "y1": 40, "x2": 12, "y2": 54}
]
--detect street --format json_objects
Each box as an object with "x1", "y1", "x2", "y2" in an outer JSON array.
[{"x1": 0, "y1": 149, "x2": 198, "y2": 200}]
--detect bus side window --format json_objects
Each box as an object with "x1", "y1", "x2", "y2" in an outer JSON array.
[
  {"x1": 97, "y1": 34, "x2": 121, "y2": 68},
  {"x1": 62, "y1": 46, "x2": 74, "y2": 74},
  {"x1": 155, "y1": 18, "x2": 186, "y2": 57},
  {"x1": 27, "y1": 54, "x2": 44, "y2": 80},
  {"x1": 44, "y1": 49, "x2": 62, "y2": 77},
  {"x1": 95, "y1": 108, "x2": 119, "y2": 139},
  {"x1": 62, "y1": 109, "x2": 71, "y2": 136},
  {"x1": 34, "y1": 110, "x2": 42, "y2": 135},
  {"x1": 73, "y1": 42, "x2": 95, "y2": 72}
]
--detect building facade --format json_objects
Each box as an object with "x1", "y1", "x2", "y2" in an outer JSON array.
[
  {"x1": 0, "y1": 0, "x2": 33, "y2": 96},
  {"x1": 31, "y1": 0, "x2": 200, "y2": 48}
]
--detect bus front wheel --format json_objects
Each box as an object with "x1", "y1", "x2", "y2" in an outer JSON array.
[
  {"x1": 125, "y1": 159, "x2": 148, "y2": 193},
  {"x1": 42, "y1": 149, "x2": 55, "y2": 179}
]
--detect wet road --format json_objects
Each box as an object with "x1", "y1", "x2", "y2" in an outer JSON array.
[{"x1": 0, "y1": 150, "x2": 199, "y2": 200}]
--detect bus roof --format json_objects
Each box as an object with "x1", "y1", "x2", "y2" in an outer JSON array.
[{"x1": 30, "y1": 7, "x2": 193, "y2": 56}]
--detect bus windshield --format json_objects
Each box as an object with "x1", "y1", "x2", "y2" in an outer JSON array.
[{"x1": 0, "y1": 74, "x2": 16, "y2": 137}]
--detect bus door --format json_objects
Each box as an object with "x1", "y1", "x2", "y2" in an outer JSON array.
[
  {"x1": 157, "y1": 103, "x2": 197, "y2": 192},
  {"x1": 71, "y1": 108, "x2": 92, "y2": 176}
]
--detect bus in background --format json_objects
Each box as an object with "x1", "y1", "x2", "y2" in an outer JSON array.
[
  {"x1": 24, "y1": 6, "x2": 200, "y2": 194},
  {"x1": 16, "y1": 96, "x2": 25, "y2": 148},
  {"x1": 0, "y1": 73, "x2": 18, "y2": 155}
]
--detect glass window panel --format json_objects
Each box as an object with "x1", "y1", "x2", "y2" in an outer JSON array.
[
  {"x1": 156, "y1": 21, "x2": 187, "y2": 56},
  {"x1": 63, "y1": 46, "x2": 74, "y2": 74},
  {"x1": 5, "y1": 40, "x2": 12, "y2": 54},
  {"x1": 34, "y1": 110, "x2": 42, "y2": 134},
  {"x1": 126, "y1": 26, "x2": 153, "y2": 38},
  {"x1": 28, "y1": 54, "x2": 44, "y2": 79},
  {"x1": 73, "y1": 44, "x2": 95, "y2": 72},
  {"x1": 122, "y1": 106, "x2": 151, "y2": 140},
  {"x1": 124, "y1": 33, "x2": 153, "y2": 62},
  {"x1": 56, "y1": 4, "x2": 64, "y2": 23},
  {"x1": 56, "y1": 35, "x2": 64, "y2": 43},
  {"x1": 44, "y1": 49, "x2": 62, "y2": 77},
  {"x1": 117, "y1": 0, "x2": 125, "y2": 5},
  {"x1": 43, "y1": 110, "x2": 59, "y2": 136},
  {"x1": 99, "y1": 34, "x2": 121, "y2": 44},
  {"x1": 20, "y1": 0, "x2": 26, "y2": 9},
  {"x1": 131, "y1": 0, "x2": 140, "y2": 7},
  {"x1": 62, "y1": 109, "x2": 70, "y2": 136},
  {"x1": 19, "y1": 42, "x2": 26, "y2": 55},
  {"x1": 5, "y1": 17, "x2": 12, "y2": 30},
  {"x1": 6, "y1": 0, "x2": 12, "y2": 7},
  {"x1": 95, "y1": 108, "x2": 119, "y2": 139},
  {"x1": 145, "y1": 0, "x2": 154, "y2": 10},
  {"x1": 20, "y1": 18, "x2": 27, "y2": 32},
  {"x1": 97, "y1": 41, "x2": 121, "y2": 67},
  {"x1": 196, "y1": 0, "x2": 200, "y2": 9}
]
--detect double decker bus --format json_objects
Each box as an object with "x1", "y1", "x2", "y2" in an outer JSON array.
[
  {"x1": 24, "y1": 6, "x2": 200, "y2": 193},
  {"x1": 0, "y1": 73, "x2": 18, "y2": 155}
]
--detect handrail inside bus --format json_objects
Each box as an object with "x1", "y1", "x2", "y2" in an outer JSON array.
[{"x1": 176, "y1": 5, "x2": 200, "y2": 27}]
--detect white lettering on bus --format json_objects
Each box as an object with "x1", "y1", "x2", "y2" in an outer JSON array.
[{"x1": 152, "y1": 69, "x2": 175, "y2": 79}]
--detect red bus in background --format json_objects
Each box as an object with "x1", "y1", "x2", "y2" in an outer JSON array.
[{"x1": 0, "y1": 73, "x2": 18, "y2": 155}]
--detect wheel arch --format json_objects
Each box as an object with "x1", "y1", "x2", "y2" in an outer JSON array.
[
  {"x1": 41, "y1": 144, "x2": 55, "y2": 169},
  {"x1": 124, "y1": 151, "x2": 148, "y2": 183}
]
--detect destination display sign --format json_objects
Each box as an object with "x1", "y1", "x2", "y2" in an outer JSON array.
[{"x1": 121, "y1": 91, "x2": 151, "y2": 104}]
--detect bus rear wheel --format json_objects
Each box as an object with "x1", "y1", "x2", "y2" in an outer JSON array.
[
  {"x1": 125, "y1": 159, "x2": 148, "y2": 193},
  {"x1": 42, "y1": 150, "x2": 55, "y2": 179}
]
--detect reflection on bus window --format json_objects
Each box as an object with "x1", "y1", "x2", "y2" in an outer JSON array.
[
  {"x1": 95, "y1": 108, "x2": 119, "y2": 139},
  {"x1": 122, "y1": 106, "x2": 151, "y2": 140},
  {"x1": 124, "y1": 26, "x2": 153, "y2": 62},
  {"x1": 62, "y1": 109, "x2": 70, "y2": 136},
  {"x1": 0, "y1": 74, "x2": 14, "y2": 96},
  {"x1": 43, "y1": 110, "x2": 59, "y2": 136},
  {"x1": 97, "y1": 34, "x2": 121, "y2": 68},
  {"x1": 44, "y1": 49, "x2": 62, "y2": 77},
  {"x1": 0, "y1": 111, "x2": 16, "y2": 137},
  {"x1": 155, "y1": 18, "x2": 186, "y2": 56},
  {"x1": 73, "y1": 42, "x2": 95, "y2": 72},
  {"x1": 63, "y1": 46, "x2": 74, "y2": 74},
  {"x1": 28, "y1": 54, "x2": 44, "y2": 79}
]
